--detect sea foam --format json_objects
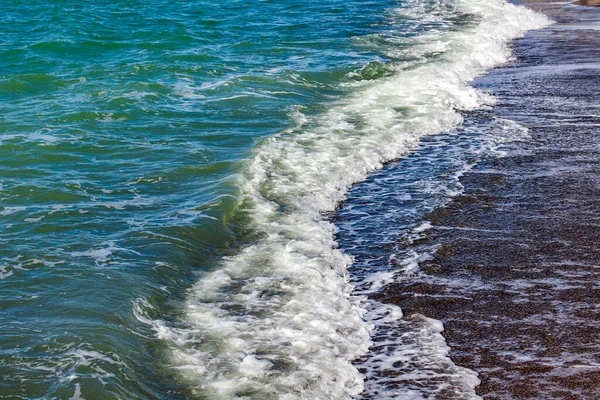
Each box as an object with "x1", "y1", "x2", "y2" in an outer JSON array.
[{"x1": 136, "y1": 0, "x2": 551, "y2": 398}]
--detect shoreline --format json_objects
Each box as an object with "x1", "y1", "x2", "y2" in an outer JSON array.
[
  {"x1": 389, "y1": 0, "x2": 600, "y2": 397},
  {"x1": 337, "y1": 0, "x2": 600, "y2": 397}
]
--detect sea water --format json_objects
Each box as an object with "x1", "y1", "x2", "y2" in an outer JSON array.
[{"x1": 0, "y1": 0, "x2": 548, "y2": 398}]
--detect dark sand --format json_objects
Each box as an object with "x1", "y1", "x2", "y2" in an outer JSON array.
[
  {"x1": 576, "y1": 0, "x2": 600, "y2": 7},
  {"x1": 373, "y1": 2, "x2": 600, "y2": 399}
]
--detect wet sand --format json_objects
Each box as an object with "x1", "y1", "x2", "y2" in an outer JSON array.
[
  {"x1": 575, "y1": 0, "x2": 600, "y2": 7},
  {"x1": 372, "y1": 2, "x2": 600, "y2": 398}
]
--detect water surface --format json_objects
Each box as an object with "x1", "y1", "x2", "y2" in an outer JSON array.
[{"x1": 0, "y1": 0, "x2": 549, "y2": 398}]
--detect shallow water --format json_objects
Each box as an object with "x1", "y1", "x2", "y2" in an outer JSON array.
[
  {"x1": 334, "y1": 113, "x2": 531, "y2": 399},
  {"x1": 338, "y1": 1, "x2": 600, "y2": 398}
]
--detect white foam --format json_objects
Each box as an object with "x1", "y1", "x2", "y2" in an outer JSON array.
[
  {"x1": 0, "y1": 206, "x2": 26, "y2": 216},
  {"x1": 71, "y1": 241, "x2": 141, "y2": 266},
  {"x1": 139, "y1": 0, "x2": 551, "y2": 398},
  {"x1": 68, "y1": 384, "x2": 84, "y2": 400},
  {"x1": 359, "y1": 301, "x2": 481, "y2": 400},
  {"x1": 0, "y1": 128, "x2": 63, "y2": 146},
  {"x1": 362, "y1": 271, "x2": 397, "y2": 293},
  {"x1": 0, "y1": 265, "x2": 14, "y2": 280},
  {"x1": 413, "y1": 221, "x2": 433, "y2": 233}
]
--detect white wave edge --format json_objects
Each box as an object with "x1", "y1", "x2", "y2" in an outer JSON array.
[{"x1": 139, "y1": 1, "x2": 551, "y2": 399}]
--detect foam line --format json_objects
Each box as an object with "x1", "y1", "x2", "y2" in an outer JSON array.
[{"x1": 137, "y1": 1, "x2": 551, "y2": 398}]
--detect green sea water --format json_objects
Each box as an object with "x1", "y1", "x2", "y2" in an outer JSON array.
[{"x1": 0, "y1": 0, "x2": 394, "y2": 398}]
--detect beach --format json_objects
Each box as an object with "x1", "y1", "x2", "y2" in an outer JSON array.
[{"x1": 337, "y1": 0, "x2": 600, "y2": 397}]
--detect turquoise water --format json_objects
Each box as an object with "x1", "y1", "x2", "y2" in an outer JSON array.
[
  {"x1": 0, "y1": 0, "x2": 549, "y2": 398},
  {"x1": 0, "y1": 0, "x2": 390, "y2": 399},
  {"x1": 0, "y1": 1, "x2": 393, "y2": 398}
]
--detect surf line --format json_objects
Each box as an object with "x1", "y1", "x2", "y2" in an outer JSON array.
[{"x1": 137, "y1": 0, "x2": 551, "y2": 398}]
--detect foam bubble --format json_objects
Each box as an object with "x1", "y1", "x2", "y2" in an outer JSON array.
[
  {"x1": 0, "y1": 265, "x2": 15, "y2": 280},
  {"x1": 71, "y1": 241, "x2": 141, "y2": 266},
  {"x1": 68, "y1": 384, "x2": 84, "y2": 400},
  {"x1": 358, "y1": 301, "x2": 482, "y2": 400}
]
